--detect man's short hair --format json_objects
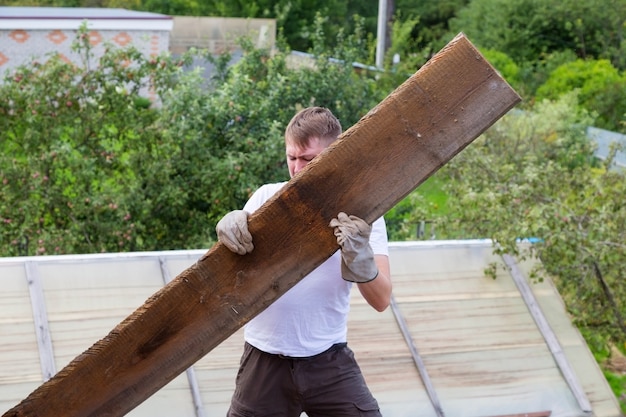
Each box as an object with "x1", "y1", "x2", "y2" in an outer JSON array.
[{"x1": 285, "y1": 107, "x2": 342, "y2": 148}]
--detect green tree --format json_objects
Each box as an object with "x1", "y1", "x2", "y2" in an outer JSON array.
[
  {"x1": 449, "y1": 0, "x2": 626, "y2": 69},
  {"x1": 394, "y1": 0, "x2": 469, "y2": 59},
  {"x1": 154, "y1": 16, "x2": 381, "y2": 245},
  {"x1": 0, "y1": 27, "x2": 188, "y2": 255},
  {"x1": 536, "y1": 59, "x2": 626, "y2": 132},
  {"x1": 434, "y1": 93, "x2": 626, "y2": 347},
  {"x1": 0, "y1": 18, "x2": 382, "y2": 255}
]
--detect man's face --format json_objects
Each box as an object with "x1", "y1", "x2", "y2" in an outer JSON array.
[{"x1": 286, "y1": 137, "x2": 327, "y2": 178}]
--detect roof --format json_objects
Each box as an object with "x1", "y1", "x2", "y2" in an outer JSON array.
[
  {"x1": 587, "y1": 126, "x2": 626, "y2": 170},
  {"x1": 0, "y1": 240, "x2": 621, "y2": 416},
  {"x1": 0, "y1": 7, "x2": 172, "y2": 31}
]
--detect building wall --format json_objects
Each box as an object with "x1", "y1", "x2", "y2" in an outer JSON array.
[
  {"x1": 170, "y1": 16, "x2": 275, "y2": 54},
  {"x1": 0, "y1": 28, "x2": 169, "y2": 76}
]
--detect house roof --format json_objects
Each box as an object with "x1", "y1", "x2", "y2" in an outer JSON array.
[
  {"x1": 0, "y1": 240, "x2": 621, "y2": 416},
  {"x1": 0, "y1": 7, "x2": 172, "y2": 31}
]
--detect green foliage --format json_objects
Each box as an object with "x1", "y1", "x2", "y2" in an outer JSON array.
[
  {"x1": 151, "y1": 45, "x2": 289, "y2": 246},
  {"x1": 0, "y1": 18, "x2": 381, "y2": 255},
  {"x1": 394, "y1": 0, "x2": 469, "y2": 59},
  {"x1": 385, "y1": 175, "x2": 449, "y2": 241},
  {"x1": 154, "y1": 16, "x2": 381, "y2": 246},
  {"x1": 449, "y1": 0, "x2": 626, "y2": 70},
  {"x1": 604, "y1": 371, "x2": 626, "y2": 413},
  {"x1": 138, "y1": 0, "x2": 201, "y2": 15},
  {"x1": 386, "y1": 15, "x2": 425, "y2": 69},
  {"x1": 0, "y1": 27, "x2": 187, "y2": 254},
  {"x1": 580, "y1": 327, "x2": 613, "y2": 363},
  {"x1": 516, "y1": 49, "x2": 579, "y2": 99},
  {"x1": 536, "y1": 59, "x2": 626, "y2": 132},
  {"x1": 435, "y1": 93, "x2": 626, "y2": 345}
]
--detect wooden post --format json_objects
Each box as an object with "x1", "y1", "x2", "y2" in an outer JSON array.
[{"x1": 3, "y1": 33, "x2": 521, "y2": 417}]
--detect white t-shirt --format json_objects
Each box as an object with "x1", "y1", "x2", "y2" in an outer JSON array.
[{"x1": 242, "y1": 182, "x2": 389, "y2": 357}]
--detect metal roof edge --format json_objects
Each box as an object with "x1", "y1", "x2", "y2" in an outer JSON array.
[
  {"x1": 0, "y1": 248, "x2": 207, "y2": 264},
  {"x1": 0, "y1": 7, "x2": 172, "y2": 31},
  {"x1": 0, "y1": 19, "x2": 173, "y2": 31},
  {"x1": 388, "y1": 239, "x2": 494, "y2": 248},
  {"x1": 0, "y1": 240, "x2": 495, "y2": 265}
]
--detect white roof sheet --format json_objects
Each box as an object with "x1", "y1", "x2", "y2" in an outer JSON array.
[
  {"x1": 0, "y1": 7, "x2": 172, "y2": 31},
  {"x1": 0, "y1": 241, "x2": 620, "y2": 417}
]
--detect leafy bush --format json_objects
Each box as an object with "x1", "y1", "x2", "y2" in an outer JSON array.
[
  {"x1": 0, "y1": 28, "x2": 185, "y2": 255},
  {"x1": 536, "y1": 59, "x2": 626, "y2": 132},
  {"x1": 449, "y1": 0, "x2": 626, "y2": 70},
  {"x1": 435, "y1": 93, "x2": 626, "y2": 345},
  {"x1": 0, "y1": 19, "x2": 383, "y2": 255}
]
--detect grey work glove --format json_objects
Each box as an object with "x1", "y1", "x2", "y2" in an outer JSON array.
[
  {"x1": 329, "y1": 212, "x2": 379, "y2": 283},
  {"x1": 216, "y1": 210, "x2": 254, "y2": 255}
]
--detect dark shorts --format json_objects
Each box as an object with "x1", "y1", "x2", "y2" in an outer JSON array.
[{"x1": 227, "y1": 342, "x2": 382, "y2": 417}]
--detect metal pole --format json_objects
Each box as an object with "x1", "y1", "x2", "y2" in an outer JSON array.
[
  {"x1": 376, "y1": 0, "x2": 387, "y2": 68},
  {"x1": 390, "y1": 295, "x2": 445, "y2": 417}
]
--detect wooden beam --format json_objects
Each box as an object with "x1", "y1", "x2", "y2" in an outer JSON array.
[{"x1": 3, "y1": 33, "x2": 521, "y2": 417}]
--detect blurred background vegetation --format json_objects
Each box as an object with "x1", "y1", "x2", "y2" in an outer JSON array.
[{"x1": 1, "y1": 0, "x2": 625, "y2": 409}]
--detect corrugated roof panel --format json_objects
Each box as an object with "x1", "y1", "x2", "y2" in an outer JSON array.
[
  {"x1": 0, "y1": 242, "x2": 621, "y2": 417},
  {"x1": 127, "y1": 372, "x2": 197, "y2": 417},
  {"x1": 0, "y1": 264, "x2": 41, "y2": 413},
  {"x1": 373, "y1": 244, "x2": 581, "y2": 417},
  {"x1": 515, "y1": 256, "x2": 620, "y2": 417},
  {"x1": 424, "y1": 346, "x2": 579, "y2": 415},
  {"x1": 194, "y1": 331, "x2": 242, "y2": 415},
  {"x1": 348, "y1": 301, "x2": 431, "y2": 416},
  {"x1": 37, "y1": 258, "x2": 165, "y2": 370}
]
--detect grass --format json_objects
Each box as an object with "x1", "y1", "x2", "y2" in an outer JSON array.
[
  {"x1": 385, "y1": 175, "x2": 450, "y2": 240},
  {"x1": 604, "y1": 371, "x2": 626, "y2": 413},
  {"x1": 415, "y1": 175, "x2": 450, "y2": 217}
]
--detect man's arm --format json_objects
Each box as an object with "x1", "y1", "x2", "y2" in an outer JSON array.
[{"x1": 357, "y1": 254, "x2": 391, "y2": 312}]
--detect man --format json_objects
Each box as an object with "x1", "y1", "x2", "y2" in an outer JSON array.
[{"x1": 216, "y1": 106, "x2": 392, "y2": 417}]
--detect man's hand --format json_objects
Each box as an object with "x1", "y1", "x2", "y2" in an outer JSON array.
[
  {"x1": 216, "y1": 210, "x2": 254, "y2": 255},
  {"x1": 329, "y1": 212, "x2": 379, "y2": 283}
]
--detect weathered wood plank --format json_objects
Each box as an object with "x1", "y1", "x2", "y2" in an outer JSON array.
[{"x1": 3, "y1": 33, "x2": 520, "y2": 417}]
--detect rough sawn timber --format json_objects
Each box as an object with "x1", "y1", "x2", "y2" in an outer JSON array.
[{"x1": 3, "y1": 33, "x2": 521, "y2": 417}]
